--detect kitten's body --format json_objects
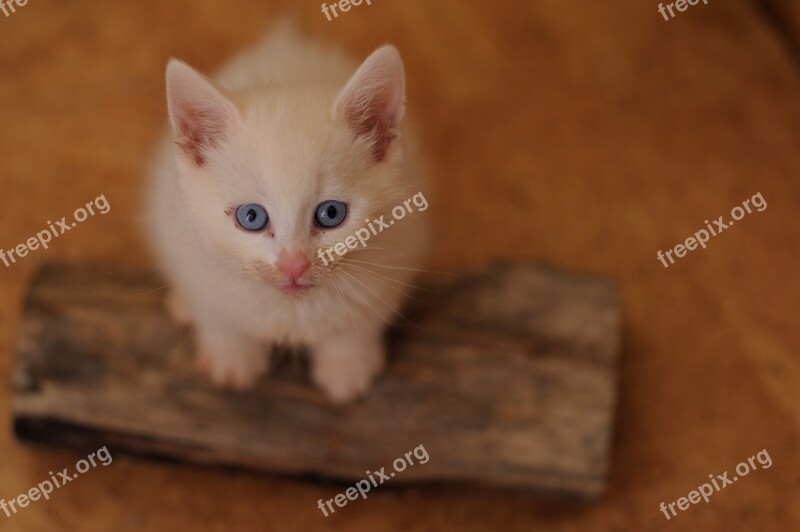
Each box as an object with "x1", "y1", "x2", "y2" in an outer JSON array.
[{"x1": 145, "y1": 26, "x2": 427, "y2": 402}]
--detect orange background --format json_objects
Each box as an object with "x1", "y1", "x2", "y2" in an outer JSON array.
[{"x1": 0, "y1": 0, "x2": 798, "y2": 530}]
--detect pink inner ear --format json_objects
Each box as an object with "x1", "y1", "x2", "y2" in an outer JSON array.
[
  {"x1": 336, "y1": 46, "x2": 405, "y2": 161},
  {"x1": 342, "y1": 96, "x2": 400, "y2": 161},
  {"x1": 175, "y1": 110, "x2": 209, "y2": 165},
  {"x1": 166, "y1": 60, "x2": 240, "y2": 166}
]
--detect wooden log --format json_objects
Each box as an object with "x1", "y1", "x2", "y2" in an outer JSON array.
[{"x1": 12, "y1": 261, "x2": 621, "y2": 499}]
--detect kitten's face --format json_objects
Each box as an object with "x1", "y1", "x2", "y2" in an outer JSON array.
[
  {"x1": 180, "y1": 93, "x2": 402, "y2": 296},
  {"x1": 165, "y1": 47, "x2": 406, "y2": 297}
]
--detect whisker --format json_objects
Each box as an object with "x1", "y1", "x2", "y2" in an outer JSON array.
[
  {"x1": 335, "y1": 270, "x2": 393, "y2": 326},
  {"x1": 170, "y1": 322, "x2": 196, "y2": 368},
  {"x1": 338, "y1": 262, "x2": 426, "y2": 302},
  {"x1": 338, "y1": 259, "x2": 439, "y2": 294},
  {"x1": 328, "y1": 274, "x2": 359, "y2": 333},
  {"x1": 122, "y1": 282, "x2": 173, "y2": 299},
  {"x1": 339, "y1": 258, "x2": 463, "y2": 278},
  {"x1": 338, "y1": 268, "x2": 421, "y2": 329}
]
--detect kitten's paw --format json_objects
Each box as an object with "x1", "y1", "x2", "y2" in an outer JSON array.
[
  {"x1": 195, "y1": 341, "x2": 267, "y2": 391},
  {"x1": 311, "y1": 336, "x2": 385, "y2": 404},
  {"x1": 166, "y1": 291, "x2": 192, "y2": 326}
]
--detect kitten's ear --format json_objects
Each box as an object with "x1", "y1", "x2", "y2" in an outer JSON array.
[
  {"x1": 334, "y1": 45, "x2": 405, "y2": 162},
  {"x1": 165, "y1": 59, "x2": 241, "y2": 165}
]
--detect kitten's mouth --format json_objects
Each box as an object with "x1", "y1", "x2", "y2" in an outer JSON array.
[
  {"x1": 275, "y1": 281, "x2": 315, "y2": 295},
  {"x1": 244, "y1": 262, "x2": 317, "y2": 296}
]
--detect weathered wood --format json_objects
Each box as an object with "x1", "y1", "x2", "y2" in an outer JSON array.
[{"x1": 12, "y1": 261, "x2": 620, "y2": 499}]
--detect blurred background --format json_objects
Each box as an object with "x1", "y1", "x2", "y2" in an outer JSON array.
[{"x1": 1, "y1": 0, "x2": 799, "y2": 530}]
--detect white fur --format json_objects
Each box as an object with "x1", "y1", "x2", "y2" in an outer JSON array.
[{"x1": 145, "y1": 26, "x2": 428, "y2": 403}]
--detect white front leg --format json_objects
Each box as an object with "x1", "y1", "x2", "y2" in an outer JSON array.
[{"x1": 310, "y1": 332, "x2": 386, "y2": 404}]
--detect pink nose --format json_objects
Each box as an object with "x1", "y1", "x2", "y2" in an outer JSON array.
[{"x1": 276, "y1": 251, "x2": 310, "y2": 281}]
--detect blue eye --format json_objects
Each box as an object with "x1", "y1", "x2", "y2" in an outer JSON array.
[
  {"x1": 235, "y1": 204, "x2": 269, "y2": 231},
  {"x1": 315, "y1": 200, "x2": 347, "y2": 228}
]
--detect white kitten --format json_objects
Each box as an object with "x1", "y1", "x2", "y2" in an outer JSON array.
[{"x1": 145, "y1": 26, "x2": 428, "y2": 403}]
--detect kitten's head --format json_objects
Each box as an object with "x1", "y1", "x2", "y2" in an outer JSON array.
[{"x1": 164, "y1": 46, "x2": 408, "y2": 297}]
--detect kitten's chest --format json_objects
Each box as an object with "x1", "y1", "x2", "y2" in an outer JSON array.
[{"x1": 231, "y1": 289, "x2": 337, "y2": 344}]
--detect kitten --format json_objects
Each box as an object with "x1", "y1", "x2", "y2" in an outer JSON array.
[{"x1": 145, "y1": 25, "x2": 428, "y2": 403}]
